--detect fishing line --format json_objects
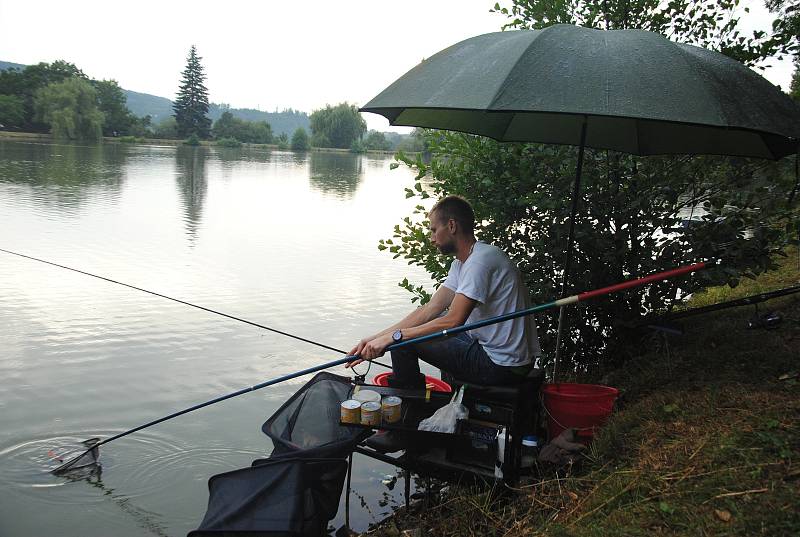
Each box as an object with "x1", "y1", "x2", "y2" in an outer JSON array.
[{"x1": 0, "y1": 247, "x2": 391, "y2": 369}]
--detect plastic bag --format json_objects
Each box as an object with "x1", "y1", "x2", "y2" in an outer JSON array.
[{"x1": 418, "y1": 385, "x2": 468, "y2": 433}]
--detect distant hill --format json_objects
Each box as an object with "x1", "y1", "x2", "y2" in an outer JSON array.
[
  {"x1": 207, "y1": 105, "x2": 310, "y2": 138},
  {"x1": 0, "y1": 60, "x2": 26, "y2": 71},
  {"x1": 123, "y1": 89, "x2": 174, "y2": 122},
  {"x1": 1, "y1": 59, "x2": 310, "y2": 137},
  {"x1": 123, "y1": 89, "x2": 310, "y2": 136}
]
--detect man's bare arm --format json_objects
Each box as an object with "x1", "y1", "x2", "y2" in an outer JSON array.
[
  {"x1": 346, "y1": 285, "x2": 455, "y2": 363},
  {"x1": 360, "y1": 286, "x2": 454, "y2": 341},
  {"x1": 351, "y1": 292, "x2": 477, "y2": 363},
  {"x1": 393, "y1": 292, "x2": 475, "y2": 341}
]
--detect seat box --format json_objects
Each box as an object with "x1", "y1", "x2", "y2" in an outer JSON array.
[
  {"x1": 460, "y1": 394, "x2": 515, "y2": 425},
  {"x1": 445, "y1": 419, "x2": 502, "y2": 470}
]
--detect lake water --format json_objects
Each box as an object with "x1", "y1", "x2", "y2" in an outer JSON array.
[{"x1": 0, "y1": 140, "x2": 436, "y2": 536}]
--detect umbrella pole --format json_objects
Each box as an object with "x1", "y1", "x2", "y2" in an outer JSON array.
[{"x1": 553, "y1": 117, "x2": 588, "y2": 382}]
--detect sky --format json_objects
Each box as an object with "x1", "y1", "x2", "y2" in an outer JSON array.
[{"x1": 0, "y1": 0, "x2": 794, "y2": 132}]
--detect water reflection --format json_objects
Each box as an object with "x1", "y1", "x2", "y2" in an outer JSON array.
[
  {"x1": 291, "y1": 151, "x2": 308, "y2": 166},
  {"x1": 363, "y1": 154, "x2": 395, "y2": 170},
  {"x1": 174, "y1": 146, "x2": 208, "y2": 244},
  {"x1": 67, "y1": 471, "x2": 171, "y2": 537},
  {"x1": 214, "y1": 146, "x2": 275, "y2": 166},
  {"x1": 0, "y1": 139, "x2": 424, "y2": 537},
  {"x1": 0, "y1": 141, "x2": 128, "y2": 211},
  {"x1": 308, "y1": 152, "x2": 363, "y2": 199},
  {"x1": 214, "y1": 147, "x2": 244, "y2": 166}
]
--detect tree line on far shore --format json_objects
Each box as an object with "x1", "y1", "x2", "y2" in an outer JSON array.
[
  {"x1": 169, "y1": 46, "x2": 423, "y2": 152},
  {"x1": 0, "y1": 48, "x2": 425, "y2": 153},
  {"x1": 0, "y1": 61, "x2": 148, "y2": 141}
]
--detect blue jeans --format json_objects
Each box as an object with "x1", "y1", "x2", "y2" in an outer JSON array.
[{"x1": 390, "y1": 333, "x2": 527, "y2": 388}]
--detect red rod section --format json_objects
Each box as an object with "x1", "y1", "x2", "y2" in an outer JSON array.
[{"x1": 577, "y1": 261, "x2": 707, "y2": 302}]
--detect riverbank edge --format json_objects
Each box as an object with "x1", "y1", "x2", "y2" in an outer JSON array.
[
  {"x1": 363, "y1": 249, "x2": 800, "y2": 536},
  {"x1": 0, "y1": 131, "x2": 404, "y2": 156}
]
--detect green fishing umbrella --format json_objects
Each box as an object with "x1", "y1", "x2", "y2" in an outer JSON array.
[
  {"x1": 361, "y1": 24, "x2": 800, "y2": 370},
  {"x1": 362, "y1": 24, "x2": 800, "y2": 158}
]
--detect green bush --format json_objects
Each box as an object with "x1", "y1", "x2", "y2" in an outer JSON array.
[
  {"x1": 153, "y1": 117, "x2": 178, "y2": 139},
  {"x1": 215, "y1": 136, "x2": 241, "y2": 148},
  {"x1": 212, "y1": 111, "x2": 272, "y2": 144},
  {"x1": 349, "y1": 138, "x2": 366, "y2": 153},
  {"x1": 33, "y1": 77, "x2": 104, "y2": 141},
  {"x1": 274, "y1": 132, "x2": 289, "y2": 150},
  {"x1": 0, "y1": 94, "x2": 25, "y2": 128},
  {"x1": 364, "y1": 130, "x2": 391, "y2": 151},
  {"x1": 291, "y1": 127, "x2": 309, "y2": 151},
  {"x1": 309, "y1": 103, "x2": 366, "y2": 149},
  {"x1": 184, "y1": 133, "x2": 200, "y2": 146},
  {"x1": 310, "y1": 132, "x2": 330, "y2": 148}
]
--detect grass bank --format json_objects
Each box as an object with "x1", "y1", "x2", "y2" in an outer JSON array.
[{"x1": 368, "y1": 250, "x2": 799, "y2": 536}]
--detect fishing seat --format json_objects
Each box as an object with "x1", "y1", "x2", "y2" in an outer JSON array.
[{"x1": 443, "y1": 368, "x2": 544, "y2": 484}]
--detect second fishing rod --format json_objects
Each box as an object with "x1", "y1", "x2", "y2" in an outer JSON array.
[{"x1": 0, "y1": 247, "x2": 392, "y2": 370}]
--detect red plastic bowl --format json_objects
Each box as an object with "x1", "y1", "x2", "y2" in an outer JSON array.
[
  {"x1": 372, "y1": 372, "x2": 452, "y2": 393},
  {"x1": 542, "y1": 383, "x2": 619, "y2": 443}
]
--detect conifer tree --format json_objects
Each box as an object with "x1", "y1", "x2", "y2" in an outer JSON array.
[{"x1": 173, "y1": 46, "x2": 211, "y2": 139}]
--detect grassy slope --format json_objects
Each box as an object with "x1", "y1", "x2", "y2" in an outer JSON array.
[{"x1": 370, "y1": 250, "x2": 799, "y2": 536}]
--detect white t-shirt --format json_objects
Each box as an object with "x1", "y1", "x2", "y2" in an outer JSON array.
[{"x1": 442, "y1": 241, "x2": 541, "y2": 367}]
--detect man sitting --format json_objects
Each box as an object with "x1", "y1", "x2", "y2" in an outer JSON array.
[{"x1": 347, "y1": 195, "x2": 541, "y2": 388}]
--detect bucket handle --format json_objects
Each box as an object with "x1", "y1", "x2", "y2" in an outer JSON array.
[{"x1": 539, "y1": 393, "x2": 602, "y2": 435}]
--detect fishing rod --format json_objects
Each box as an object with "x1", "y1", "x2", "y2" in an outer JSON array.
[
  {"x1": 652, "y1": 283, "x2": 800, "y2": 322},
  {"x1": 0, "y1": 247, "x2": 391, "y2": 369},
  {"x1": 52, "y1": 260, "x2": 709, "y2": 474},
  {"x1": 52, "y1": 355, "x2": 357, "y2": 474},
  {"x1": 386, "y1": 261, "x2": 710, "y2": 349}
]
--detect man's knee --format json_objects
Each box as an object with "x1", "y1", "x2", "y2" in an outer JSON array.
[
  {"x1": 387, "y1": 371, "x2": 426, "y2": 389},
  {"x1": 390, "y1": 344, "x2": 420, "y2": 361}
]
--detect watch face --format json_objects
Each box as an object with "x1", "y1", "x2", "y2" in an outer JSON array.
[{"x1": 392, "y1": 330, "x2": 402, "y2": 342}]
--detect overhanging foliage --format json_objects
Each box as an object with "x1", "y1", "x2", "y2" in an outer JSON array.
[{"x1": 382, "y1": 0, "x2": 799, "y2": 371}]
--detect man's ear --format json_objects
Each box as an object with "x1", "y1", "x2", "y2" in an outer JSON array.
[{"x1": 448, "y1": 218, "x2": 457, "y2": 234}]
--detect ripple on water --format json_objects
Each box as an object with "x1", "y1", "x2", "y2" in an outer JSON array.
[
  {"x1": 0, "y1": 434, "x2": 111, "y2": 505},
  {"x1": 0, "y1": 431, "x2": 265, "y2": 505}
]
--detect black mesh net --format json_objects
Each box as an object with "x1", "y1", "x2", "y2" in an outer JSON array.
[
  {"x1": 51, "y1": 437, "x2": 100, "y2": 475},
  {"x1": 261, "y1": 371, "x2": 369, "y2": 459},
  {"x1": 188, "y1": 457, "x2": 348, "y2": 537},
  {"x1": 190, "y1": 372, "x2": 368, "y2": 536}
]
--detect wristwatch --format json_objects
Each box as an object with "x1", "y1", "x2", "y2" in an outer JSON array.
[{"x1": 392, "y1": 329, "x2": 403, "y2": 343}]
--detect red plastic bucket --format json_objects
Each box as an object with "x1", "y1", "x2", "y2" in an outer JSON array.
[
  {"x1": 542, "y1": 383, "x2": 619, "y2": 443},
  {"x1": 372, "y1": 372, "x2": 452, "y2": 393}
]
